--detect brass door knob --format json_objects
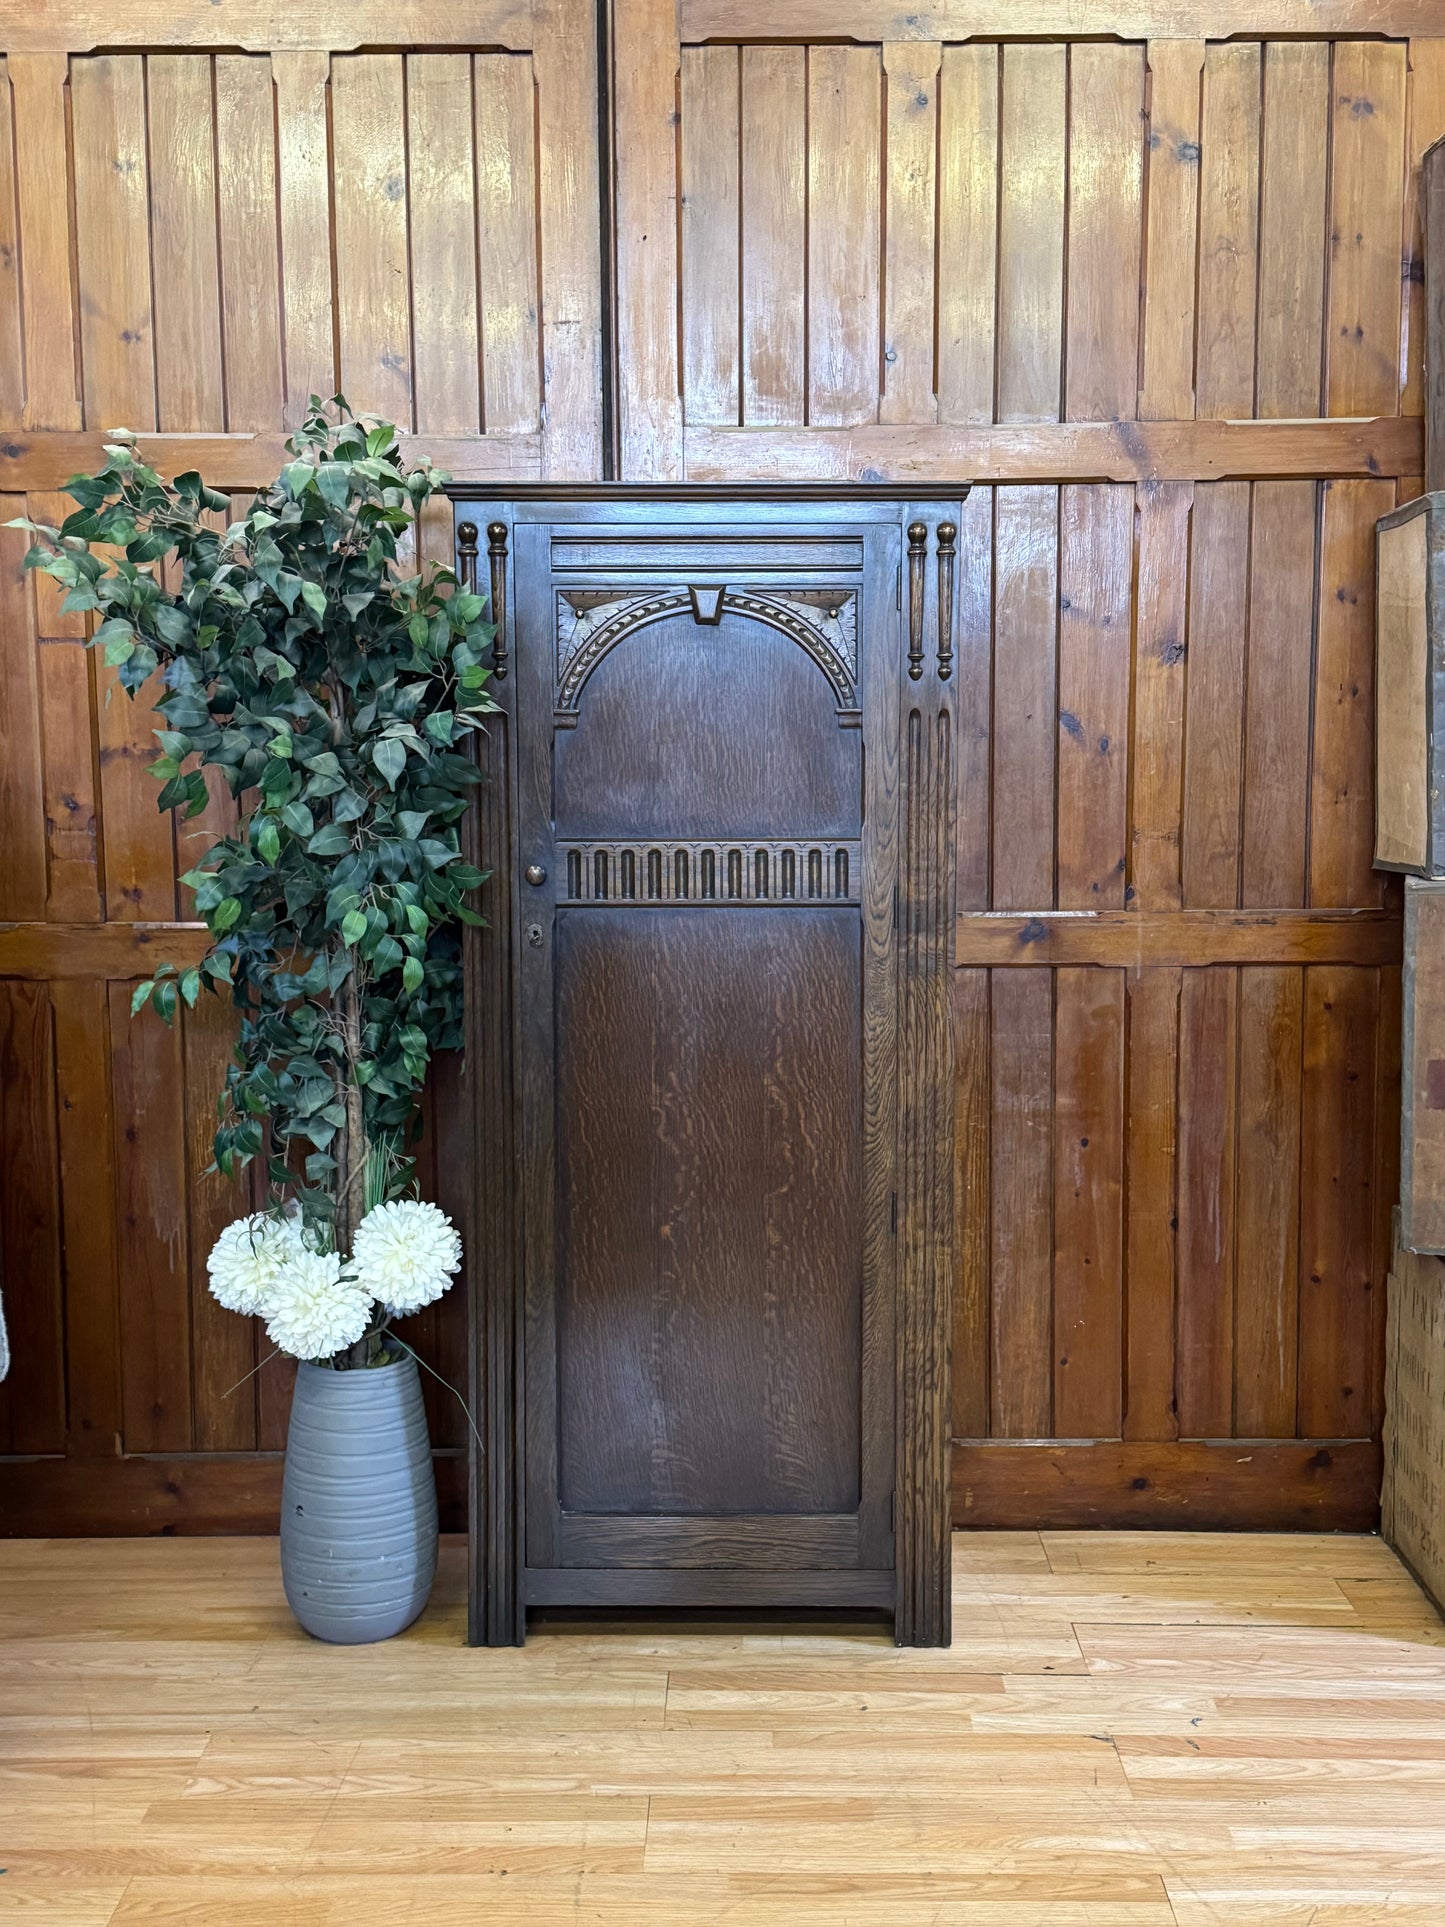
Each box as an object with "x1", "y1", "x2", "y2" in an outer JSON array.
[{"x1": 525, "y1": 863, "x2": 547, "y2": 886}]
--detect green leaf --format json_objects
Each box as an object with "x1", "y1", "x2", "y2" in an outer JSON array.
[
  {"x1": 256, "y1": 818, "x2": 281, "y2": 864},
  {"x1": 341, "y1": 908, "x2": 367, "y2": 945},
  {"x1": 281, "y1": 460, "x2": 315, "y2": 499},
  {"x1": 211, "y1": 896, "x2": 243, "y2": 933},
  {"x1": 315, "y1": 462, "x2": 351, "y2": 509},
  {"x1": 371, "y1": 737, "x2": 407, "y2": 789},
  {"x1": 130, "y1": 980, "x2": 156, "y2": 1017},
  {"x1": 179, "y1": 968, "x2": 201, "y2": 1008},
  {"x1": 300, "y1": 579, "x2": 327, "y2": 620},
  {"x1": 402, "y1": 956, "x2": 424, "y2": 994},
  {"x1": 306, "y1": 823, "x2": 353, "y2": 857}
]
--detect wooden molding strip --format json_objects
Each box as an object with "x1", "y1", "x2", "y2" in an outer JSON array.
[
  {"x1": 684, "y1": 419, "x2": 1423, "y2": 484},
  {"x1": 0, "y1": 1, "x2": 533, "y2": 53},
  {"x1": 951, "y1": 1438, "x2": 1383, "y2": 1532},
  {"x1": 0, "y1": 1439, "x2": 1376, "y2": 1535},
  {"x1": 0, "y1": 922, "x2": 212, "y2": 978},
  {"x1": 955, "y1": 908, "x2": 1403, "y2": 969},
  {"x1": 0, "y1": 431, "x2": 543, "y2": 494},
  {"x1": 0, "y1": 1452, "x2": 465, "y2": 1536},
  {"x1": 684, "y1": 0, "x2": 1445, "y2": 39}
]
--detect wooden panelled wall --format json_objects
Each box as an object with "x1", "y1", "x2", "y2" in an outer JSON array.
[{"x1": 0, "y1": 0, "x2": 1435, "y2": 1532}]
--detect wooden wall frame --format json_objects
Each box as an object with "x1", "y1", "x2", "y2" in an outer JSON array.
[{"x1": 451, "y1": 485, "x2": 962, "y2": 1646}]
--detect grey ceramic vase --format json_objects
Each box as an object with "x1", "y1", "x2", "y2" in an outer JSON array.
[{"x1": 280, "y1": 1349, "x2": 438, "y2": 1643}]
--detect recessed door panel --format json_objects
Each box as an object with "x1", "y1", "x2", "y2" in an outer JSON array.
[{"x1": 555, "y1": 905, "x2": 863, "y2": 1516}]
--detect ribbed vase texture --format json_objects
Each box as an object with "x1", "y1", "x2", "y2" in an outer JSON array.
[{"x1": 280, "y1": 1354, "x2": 438, "y2": 1643}]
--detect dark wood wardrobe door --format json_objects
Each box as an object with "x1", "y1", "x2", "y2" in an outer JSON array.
[{"x1": 458, "y1": 491, "x2": 959, "y2": 1646}]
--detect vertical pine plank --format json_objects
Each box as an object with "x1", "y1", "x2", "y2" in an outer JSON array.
[
  {"x1": 475, "y1": 54, "x2": 541, "y2": 437},
  {"x1": 1131, "y1": 482, "x2": 1192, "y2": 911},
  {"x1": 952, "y1": 968, "x2": 990, "y2": 1438},
  {"x1": 1182, "y1": 482, "x2": 1250, "y2": 907},
  {"x1": 740, "y1": 46, "x2": 805, "y2": 427},
  {"x1": 1067, "y1": 43, "x2": 1145, "y2": 424},
  {"x1": 531, "y1": 0, "x2": 602, "y2": 478},
  {"x1": 954, "y1": 485, "x2": 993, "y2": 915},
  {"x1": 215, "y1": 56, "x2": 284, "y2": 431},
  {"x1": 109, "y1": 982, "x2": 192, "y2": 1453},
  {"x1": 681, "y1": 46, "x2": 741, "y2": 428},
  {"x1": 1311, "y1": 480, "x2": 1394, "y2": 909},
  {"x1": 1401, "y1": 42, "x2": 1445, "y2": 421},
  {"x1": 1242, "y1": 481, "x2": 1317, "y2": 908},
  {"x1": 1053, "y1": 967, "x2": 1125, "y2": 1437},
  {"x1": 431, "y1": 1053, "x2": 472, "y2": 1449},
  {"x1": 1298, "y1": 966, "x2": 1378, "y2": 1439},
  {"x1": 1125, "y1": 482, "x2": 1191, "y2": 1445},
  {"x1": 408, "y1": 55, "x2": 480, "y2": 438},
  {"x1": 997, "y1": 44, "x2": 1065, "y2": 424},
  {"x1": 1256, "y1": 42, "x2": 1328, "y2": 418},
  {"x1": 991, "y1": 486, "x2": 1058, "y2": 911},
  {"x1": 1125, "y1": 968, "x2": 1181, "y2": 1442},
  {"x1": 937, "y1": 44, "x2": 998, "y2": 427},
  {"x1": 147, "y1": 55, "x2": 225, "y2": 432},
  {"x1": 808, "y1": 46, "x2": 882, "y2": 429},
  {"x1": 96, "y1": 670, "x2": 178, "y2": 921},
  {"x1": 1196, "y1": 43, "x2": 1261, "y2": 420},
  {"x1": 881, "y1": 41, "x2": 941, "y2": 425},
  {"x1": 272, "y1": 50, "x2": 334, "y2": 426},
  {"x1": 1057, "y1": 484, "x2": 1132, "y2": 909},
  {"x1": 0, "y1": 984, "x2": 65, "y2": 1454},
  {"x1": 1234, "y1": 965, "x2": 1304, "y2": 1437},
  {"x1": 1138, "y1": 40, "x2": 1203, "y2": 421},
  {"x1": 184, "y1": 993, "x2": 256, "y2": 1451},
  {"x1": 0, "y1": 61, "x2": 24, "y2": 426},
  {"x1": 1326, "y1": 41, "x2": 1407, "y2": 419},
  {"x1": 332, "y1": 55, "x2": 412, "y2": 428},
  {"x1": 53, "y1": 979, "x2": 122, "y2": 1456},
  {"x1": 70, "y1": 60, "x2": 177, "y2": 922},
  {"x1": 1371, "y1": 961, "x2": 1402, "y2": 1437},
  {"x1": 613, "y1": 0, "x2": 682, "y2": 478},
  {"x1": 1177, "y1": 965, "x2": 1239, "y2": 1436},
  {"x1": 71, "y1": 54, "x2": 156, "y2": 430},
  {"x1": 990, "y1": 971, "x2": 1053, "y2": 1438},
  {"x1": 0, "y1": 504, "x2": 47, "y2": 918},
  {"x1": 10, "y1": 54, "x2": 81, "y2": 430},
  {"x1": 29, "y1": 488, "x2": 100, "y2": 922}
]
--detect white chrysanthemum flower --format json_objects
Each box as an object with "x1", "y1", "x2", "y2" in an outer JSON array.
[
  {"x1": 264, "y1": 1249, "x2": 373, "y2": 1362},
  {"x1": 352, "y1": 1199, "x2": 462, "y2": 1315},
  {"x1": 207, "y1": 1213, "x2": 303, "y2": 1317}
]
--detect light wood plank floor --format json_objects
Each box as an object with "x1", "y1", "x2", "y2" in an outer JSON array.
[{"x1": 1, "y1": 1532, "x2": 1444, "y2": 1924}]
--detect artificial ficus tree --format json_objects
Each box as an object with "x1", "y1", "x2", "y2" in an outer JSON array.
[{"x1": 12, "y1": 399, "x2": 496, "y2": 1284}]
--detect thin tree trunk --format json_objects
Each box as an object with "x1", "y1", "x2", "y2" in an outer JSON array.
[{"x1": 336, "y1": 961, "x2": 370, "y2": 1366}]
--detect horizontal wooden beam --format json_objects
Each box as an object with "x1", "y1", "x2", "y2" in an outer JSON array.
[
  {"x1": 684, "y1": 0, "x2": 1445, "y2": 40},
  {"x1": 955, "y1": 909, "x2": 1403, "y2": 969},
  {"x1": 0, "y1": 0, "x2": 533, "y2": 53},
  {"x1": 0, "y1": 910, "x2": 1403, "y2": 980},
  {"x1": 0, "y1": 430, "x2": 542, "y2": 495},
  {"x1": 0, "y1": 422, "x2": 1419, "y2": 496},
  {"x1": 685, "y1": 419, "x2": 1423, "y2": 485},
  {"x1": 951, "y1": 1438, "x2": 1383, "y2": 1532},
  {"x1": 0, "y1": 1452, "x2": 465, "y2": 1535},
  {"x1": 0, "y1": 1439, "x2": 1377, "y2": 1535},
  {"x1": 0, "y1": 922, "x2": 211, "y2": 978}
]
